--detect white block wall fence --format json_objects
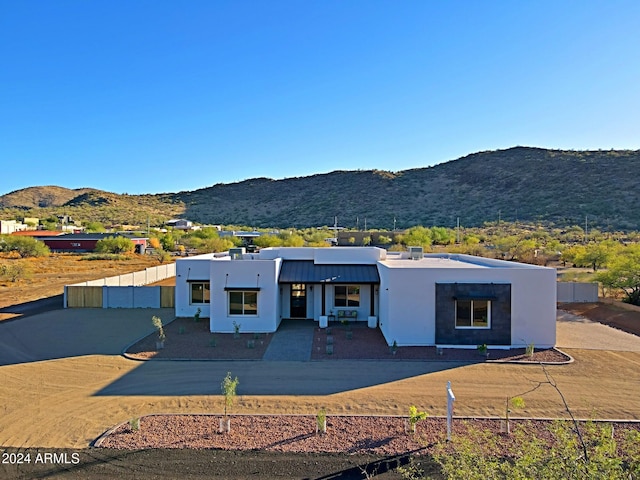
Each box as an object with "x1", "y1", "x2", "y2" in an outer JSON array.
[{"x1": 64, "y1": 263, "x2": 176, "y2": 308}]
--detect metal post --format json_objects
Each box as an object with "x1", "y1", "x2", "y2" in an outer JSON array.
[{"x1": 447, "y1": 381, "x2": 455, "y2": 441}]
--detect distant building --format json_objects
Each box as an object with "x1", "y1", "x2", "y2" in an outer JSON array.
[
  {"x1": 11, "y1": 231, "x2": 65, "y2": 238},
  {"x1": 0, "y1": 220, "x2": 28, "y2": 235},
  {"x1": 166, "y1": 219, "x2": 193, "y2": 230},
  {"x1": 22, "y1": 217, "x2": 40, "y2": 229},
  {"x1": 37, "y1": 233, "x2": 148, "y2": 253}
]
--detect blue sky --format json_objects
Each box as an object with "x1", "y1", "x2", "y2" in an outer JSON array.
[{"x1": 1, "y1": 1, "x2": 639, "y2": 195}]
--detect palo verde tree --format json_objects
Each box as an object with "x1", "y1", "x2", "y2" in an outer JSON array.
[
  {"x1": 401, "y1": 226, "x2": 433, "y2": 249},
  {"x1": 0, "y1": 235, "x2": 50, "y2": 257},
  {"x1": 220, "y1": 371, "x2": 239, "y2": 433},
  {"x1": 597, "y1": 244, "x2": 640, "y2": 305},
  {"x1": 95, "y1": 236, "x2": 135, "y2": 254},
  {"x1": 221, "y1": 371, "x2": 239, "y2": 417},
  {"x1": 580, "y1": 240, "x2": 620, "y2": 272}
]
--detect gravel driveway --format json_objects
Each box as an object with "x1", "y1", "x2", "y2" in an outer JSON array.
[{"x1": 556, "y1": 309, "x2": 640, "y2": 351}]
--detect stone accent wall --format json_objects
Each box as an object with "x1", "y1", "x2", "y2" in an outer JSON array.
[{"x1": 435, "y1": 283, "x2": 511, "y2": 345}]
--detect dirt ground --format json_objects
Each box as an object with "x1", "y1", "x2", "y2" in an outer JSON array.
[
  {"x1": 0, "y1": 253, "x2": 171, "y2": 321},
  {"x1": 1, "y1": 307, "x2": 640, "y2": 451},
  {"x1": 561, "y1": 302, "x2": 640, "y2": 336},
  {"x1": 1, "y1": 261, "x2": 640, "y2": 478}
]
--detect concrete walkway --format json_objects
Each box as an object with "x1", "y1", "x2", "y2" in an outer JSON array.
[{"x1": 262, "y1": 319, "x2": 315, "y2": 361}]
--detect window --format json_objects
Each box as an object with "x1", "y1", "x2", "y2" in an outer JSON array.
[
  {"x1": 455, "y1": 300, "x2": 490, "y2": 328},
  {"x1": 190, "y1": 282, "x2": 210, "y2": 304},
  {"x1": 229, "y1": 291, "x2": 258, "y2": 315},
  {"x1": 334, "y1": 285, "x2": 360, "y2": 307}
]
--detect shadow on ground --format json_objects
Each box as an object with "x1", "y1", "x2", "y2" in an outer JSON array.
[
  {"x1": 93, "y1": 359, "x2": 469, "y2": 396},
  {"x1": 0, "y1": 308, "x2": 172, "y2": 366},
  {"x1": 0, "y1": 447, "x2": 421, "y2": 479}
]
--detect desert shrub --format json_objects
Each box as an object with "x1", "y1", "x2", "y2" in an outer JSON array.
[
  {"x1": 82, "y1": 254, "x2": 129, "y2": 261},
  {"x1": 94, "y1": 236, "x2": 135, "y2": 254},
  {"x1": 0, "y1": 262, "x2": 31, "y2": 282},
  {"x1": 0, "y1": 235, "x2": 50, "y2": 257},
  {"x1": 427, "y1": 421, "x2": 640, "y2": 480}
]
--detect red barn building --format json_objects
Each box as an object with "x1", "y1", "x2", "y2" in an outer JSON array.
[{"x1": 37, "y1": 233, "x2": 148, "y2": 253}]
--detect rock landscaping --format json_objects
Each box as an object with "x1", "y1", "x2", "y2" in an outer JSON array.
[{"x1": 126, "y1": 318, "x2": 571, "y2": 364}]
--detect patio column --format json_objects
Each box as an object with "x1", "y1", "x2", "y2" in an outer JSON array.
[
  {"x1": 370, "y1": 284, "x2": 375, "y2": 316},
  {"x1": 321, "y1": 283, "x2": 326, "y2": 316}
]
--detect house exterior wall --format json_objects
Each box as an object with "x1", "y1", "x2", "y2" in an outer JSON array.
[
  {"x1": 175, "y1": 255, "x2": 214, "y2": 318},
  {"x1": 435, "y1": 283, "x2": 512, "y2": 345},
  {"x1": 174, "y1": 250, "x2": 556, "y2": 348},
  {"x1": 377, "y1": 266, "x2": 435, "y2": 346},
  {"x1": 377, "y1": 256, "x2": 556, "y2": 348},
  {"x1": 208, "y1": 258, "x2": 282, "y2": 333}
]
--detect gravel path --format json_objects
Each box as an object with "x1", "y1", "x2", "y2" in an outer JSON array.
[
  {"x1": 557, "y1": 309, "x2": 640, "y2": 351},
  {"x1": 97, "y1": 414, "x2": 640, "y2": 458}
]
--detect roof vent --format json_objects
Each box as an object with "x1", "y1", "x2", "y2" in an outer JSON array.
[
  {"x1": 229, "y1": 247, "x2": 246, "y2": 260},
  {"x1": 408, "y1": 246, "x2": 423, "y2": 260}
]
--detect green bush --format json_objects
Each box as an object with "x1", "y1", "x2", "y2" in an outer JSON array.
[
  {"x1": 94, "y1": 236, "x2": 135, "y2": 254},
  {"x1": 82, "y1": 254, "x2": 129, "y2": 261},
  {"x1": 0, "y1": 235, "x2": 50, "y2": 257},
  {"x1": 427, "y1": 420, "x2": 640, "y2": 480}
]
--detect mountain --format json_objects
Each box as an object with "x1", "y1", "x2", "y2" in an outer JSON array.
[
  {"x1": 0, "y1": 186, "x2": 98, "y2": 209},
  {"x1": 1, "y1": 147, "x2": 639, "y2": 230}
]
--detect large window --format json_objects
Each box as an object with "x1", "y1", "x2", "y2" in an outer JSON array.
[
  {"x1": 229, "y1": 291, "x2": 258, "y2": 316},
  {"x1": 190, "y1": 282, "x2": 210, "y2": 304},
  {"x1": 455, "y1": 300, "x2": 490, "y2": 328},
  {"x1": 334, "y1": 285, "x2": 360, "y2": 307}
]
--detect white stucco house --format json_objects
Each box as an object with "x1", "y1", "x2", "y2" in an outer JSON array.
[{"x1": 175, "y1": 247, "x2": 556, "y2": 349}]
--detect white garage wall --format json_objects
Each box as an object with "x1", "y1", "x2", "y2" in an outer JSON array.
[{"x1": 378, "y1": 261, "x2": 557, "y2": 348}]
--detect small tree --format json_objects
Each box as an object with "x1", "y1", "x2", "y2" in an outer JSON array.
[
  {"x1": 152, "y1": 315, "x2": 165, "y2": 347},
  {"x1": 0, "y1": 262, "x2": 30, "y2": 283},
  {"x1": 597, "y1": 244, "x2": 640, "y2": 305},
  {"x1": 95, "y1": 236, "x2": 135, "y2": 254},
  {"x1": 84, "y1": 221, "x2": 106, "y2": 232},
  {"x1": 0, "y1": 235, "x2": 50, "y2": 257},
  {"x1": 377, "y1": 235, "x2": 392, "y2": 245},
  {"x1": 148, "y1": 237, "x2": 162, "y2": 250},
  {"x1": 407, "y1": 405, "x2": 428, "y2": 434},
  {"x1": 220, "y1": 372, "x2": 239, "y2": 432}
]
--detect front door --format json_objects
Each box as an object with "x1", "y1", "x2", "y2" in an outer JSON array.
[{"x1": 290, "y1": 283, "x2": 307, "y2": 318}]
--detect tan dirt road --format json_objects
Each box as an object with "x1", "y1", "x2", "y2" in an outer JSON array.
[{"x1": 1, "y1": 308, "x2": 640, "y2": 449}]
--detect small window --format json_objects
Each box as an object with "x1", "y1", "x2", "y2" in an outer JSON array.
[
  {"x1": 335, "y1": 285, "x2": 360, "y2": 307},
  {"x1": 455, "y1": 300, "x2": 490, "y2": 328},
  {"x1": 190, "y1": 282, "x2": 210, "y2": 304},
  {"x1": 229, "y1": 291, "x2": 258, "y2": 316}
]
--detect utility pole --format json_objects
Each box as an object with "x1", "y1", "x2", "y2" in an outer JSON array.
[{"x1": 584, "y1": 215, "x2": 588, "y2": 244}]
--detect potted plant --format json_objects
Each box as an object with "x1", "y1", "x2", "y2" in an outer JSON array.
[
  {"x1": 316, "y1": 408, "x2": 327, "y2": 434},
  {"x1": 220, "y1": 372, "x2": 239, "y2": 434},
  {"x1": 152, "y1": 315, "x2": 166, "y2": 350},
  {"x1": 233, "y1": 321, "x2": 241, "y2": 339},
  {"x1": 477, "y1": 343, "x2": 488, "y2": 358},
  {"x1": 390, "y1": 340, "x2": 398, "y2": 355},
  {"x1": 194, "y1": 307, "x2": 201, "y2": 322}
]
